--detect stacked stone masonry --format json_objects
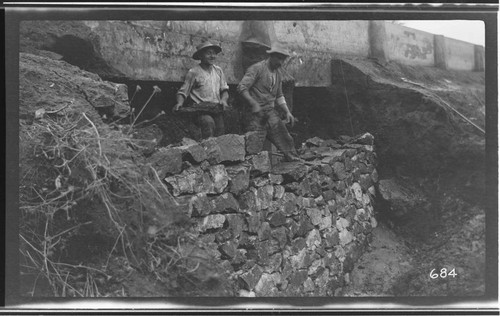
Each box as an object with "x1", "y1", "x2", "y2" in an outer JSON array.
[{"x1": 153, "y1": 132, "x2": 379, "y2": 296}]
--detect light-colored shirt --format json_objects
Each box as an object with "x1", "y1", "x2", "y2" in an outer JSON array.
[
  {"x1": 237, "y1": 59, "x2": 284, "y2": 108},
  {"x1": 177, "y1": 64, "x2": 229, "y2": 104}
]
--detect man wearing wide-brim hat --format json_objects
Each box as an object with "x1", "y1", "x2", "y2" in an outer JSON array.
[
  {"x1": 237, "y1": 42, "x2": 300, "y2": 162},
  {"x1": 173, "y1": 40, "x2": 230, "y2": 139}
]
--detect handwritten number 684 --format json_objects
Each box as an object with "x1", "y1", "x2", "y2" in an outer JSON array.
[{"x1": 429, "y1": 268, "x2": 457, "y2": 279}]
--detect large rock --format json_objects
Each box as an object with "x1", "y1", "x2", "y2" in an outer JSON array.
[
  {"x1": 377, "y1": 178, "x2": 428, "y2": 217},
  {"x1": 198, "y1": 214, "x2": 226, "y2": 232},
  {"x1": 208, "y1": 164, "x2": 229, "y2": 193},
  {"x1": 202, "y1": 134, "x2": 246, "y2": 164},
  {"x1": 178, "y1": 142, "x2": 207, "y2": 163},
  {"x1": 149, "y1": 147, "x2": 183, "y2": 177},
  {"x1": 238, "y1": 265, "x2": 263, "y2": 291},
  {"x1": 271, "y1": 162, "x2": 309, "y2": 182},
  {"x1": 249, "y1": 151, "x2": 272, "y2": 174},
  {"x1": 226, "y1": 165, "x2": 250, "y2": 195},
  {"x1": 211, "y1": 193, "x2": 239, "y2": 213},
  {"x1": 245, "y1": 131, "x2": 263, "y2": 155},
  {"x1": 164, "y1": 166, "x2": 214, "y2": 196}
]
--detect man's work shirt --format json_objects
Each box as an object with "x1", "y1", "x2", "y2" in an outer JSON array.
[
  {"x1": 237, "y1": 59, "x2": 284, "y2": 108},
  {"x1": 177, "y1": 64, "x2": 229, "y2": 104}
]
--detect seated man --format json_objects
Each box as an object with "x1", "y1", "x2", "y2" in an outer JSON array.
[
  {"x1": 173, "y1": 40, "x2": 230, "y2": 139},
  {"x1": 237, "y1": 42, "x2": 300, "y2": 162}
]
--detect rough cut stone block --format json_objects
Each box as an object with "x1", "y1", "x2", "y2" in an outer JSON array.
[
  {"x1": 254, "y1": 273, "x2": 280, "y2": 296},
  {"x1": 332, "y1": 161, "x2": 348, "y2": 180},
  {"x1": 150, "y1": 147, "x2": 183, "y2": 177},
  {"x1": 336, "y1": 217, "x2": 350, "y2": 231},
  {"x1": 273, "y1": 185, "x2": 285, "y2": 200},
  {"x1": 178, "y1": 143, "x2": 207, "y2": 163},
  {"x1": 324, "y1": 229, "x2": 340, "y2": 248},
  {"x1": 291, "y1": 248, "x2": 308, "y2": 270},
  {"x1": 245, "y1": 131, "x2": 263, "y2": 155},
  {"x1": 339, "y1": 230, "x2": 354, "y2": 246},
  {"x1": 359, "y1": 174, "x2": 372, "y2": 191},
  {"x1": 308, "y1": 258, "x2": 324, "y2": 276},
  {"x1": 304, "y1": 278, "x2": 315, "y2": 292},
  {"x1": 306, "y1": 229, "x2": 321, "y2": 249},
  {"x1": 307, "y1": 208, "x2": 323, "y2": 226},
  {"x1": 239, "y1": 264, "x2": 263, "y2": 291},
  {"x1": 269, "y1": 211, "x2": 287, "y2": 227},
  {"x1": 226, "y1": 213, "x2": 246, "y2": 237},
  {"x1": 238, "y1": 188, "x2": 257, "y2": 211},
  {"x1": 291, "y1": 237, "x2": 307, "y2": 253},
  {"x1": 271, "y1": 162, "x2": 309, "y2": 182},
  {"x1": 258, "y1": 221, "x2": 272, "y2": 241},
  {"x1": 209, "y1": 164, "x2": 229, "y2": 194},
  {"x1": 245, "y1": 210, "x2": 261, "y2": 234},
  {"x1": 289, "y1": 269, "x2": 308, "y2": 287},
  {"x1": 226, "y1": 165, "x2": 250, "y2": 195},
  {"x1": 271, "y1": 226, "x2": 288, "y2": 247},
  {"x1": 350, "y1": 182, "x2": 363, "y2": 202},
  {"x1": 250, "y1": 151, "x2": 271, "y2": 174},
  {"x1": 269, "y1": 174, "x2": 284, "y2": 185},
  {"x1": 305, "y1": 136, "x2": 324, "y2": 147},
  {"x1": 199, "y1": 214, "x2": 226, "y2": 232},
  {"x1": 252, "y1": 177, "x2": 271, "y2": 189},
  {"x1": 191, "y1": 193, "x2": 213, "y2": 217},
  {"x1": 164, "y1": 167, "x2": 214, "y2": 196},
  {"x1": 264, "y1": 254, "x2": 283, "y2": 274},
  {"x1": 202, "y1": 134, "x2": 245, "y2": 164},
  {"x1": 211, "y1": 193, "x2": 239, "y2": 213},
  {"x1": 219, "y1": 240, "x2": 238, "y2": 259},
  {"x1": 319, "y1": 215, "x2": 333, "y2": 231},
  {"x1": 322, "y1": 190, "x2": 335, "y2": 202},
  {"x1": 256, "y1": 185, "x2": 274, "y2": 210}
]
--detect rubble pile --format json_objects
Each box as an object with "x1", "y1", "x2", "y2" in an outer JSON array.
[{"x1": 149, "y1": 132, "x2": 379, "y2": 296}]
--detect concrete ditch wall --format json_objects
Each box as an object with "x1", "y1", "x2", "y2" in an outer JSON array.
[
  {"x1": 148, "y1": 133, "x2": 378, "y2": 296},
  {"x1": 21, "y1": 20, "x2": 484, "y2": 87}
]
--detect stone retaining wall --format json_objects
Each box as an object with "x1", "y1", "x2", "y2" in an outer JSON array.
[{"x1": 150, "y1": 132, "x2": 379, "y2": 296}]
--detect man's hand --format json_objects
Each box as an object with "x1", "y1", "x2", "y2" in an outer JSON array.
[
  {"x1": 220, "y1": 100, "x2": 230, "y2": 111},
  {"x1": 172, "y1": 103, "x2": 182, "y2": 113},
  {"x1": 285, "y1": 112, "x2": 296, "y2": 127}
]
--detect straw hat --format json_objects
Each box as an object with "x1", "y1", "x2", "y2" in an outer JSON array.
[
  {"x1": 266, "y1": 42, "x2": 290, "y2": 57},
  {"x1": 192, "y1": 40, "x2": 222, "y2": 60}
]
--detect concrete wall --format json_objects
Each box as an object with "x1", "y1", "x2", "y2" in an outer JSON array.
[
  {"x1": 444, "y1": 37, "x2": 476, "y2": 71},
  {"x1": 21, "y1": 20, "x2": 483, "y2": 88},
  {"x1": 385, "y1": 23, "x2": 435, "y2": 67}
]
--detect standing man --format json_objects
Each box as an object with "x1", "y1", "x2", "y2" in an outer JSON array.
[
  {"x1": 237, "y1": 42, "x2": 300, "y2": 162},
  {"x1": 173, "y1": 40, "x2": 230, "y2": 139}
]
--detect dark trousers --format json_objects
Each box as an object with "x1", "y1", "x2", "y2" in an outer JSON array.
[
  {"x1": 246, "y1": 107, "x2": 298, "y2": 161},
  {"x1": 197, "y1": 113, "x2": 224, "y2": 139}
]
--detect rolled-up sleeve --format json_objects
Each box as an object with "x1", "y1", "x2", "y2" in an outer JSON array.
[
  {"x1": 219, "y1": 68, "x2": 229, "y2": 93},
  {"x1": 237, "y1": 63, "x2": 259, "y2": 95},
  {"x1": 177, "y1": 69, "x2": 196, "y2": 98}
]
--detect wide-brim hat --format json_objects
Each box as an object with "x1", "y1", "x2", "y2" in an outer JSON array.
[
  {"x1": 242, "y1": 36, "x2": 271, "y2": 49},
  {"x1": 193, "y1": 41, "x2": 222, "y2": 60},
  {"x1": 266, "y1": 42, "x2": 290, "y2": 57}
]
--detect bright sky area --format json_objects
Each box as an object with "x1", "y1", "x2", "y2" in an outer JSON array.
[{"x1": 399, "y1": 20, "x2": 485, "y2": 47}]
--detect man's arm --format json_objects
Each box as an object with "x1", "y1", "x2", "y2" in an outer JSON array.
[
  {"x1": 173, "y1": 70, "x2": 195, "y2": 112},
  {"x1": 220, "y1": 90, "x2": 229, "y2": 110},
  {"x1": 276, "y1": 95, "x2": 295, "y2": 127},
  {"x1": 237, "y1": 64, "x2": 261, "y2": 113}
]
